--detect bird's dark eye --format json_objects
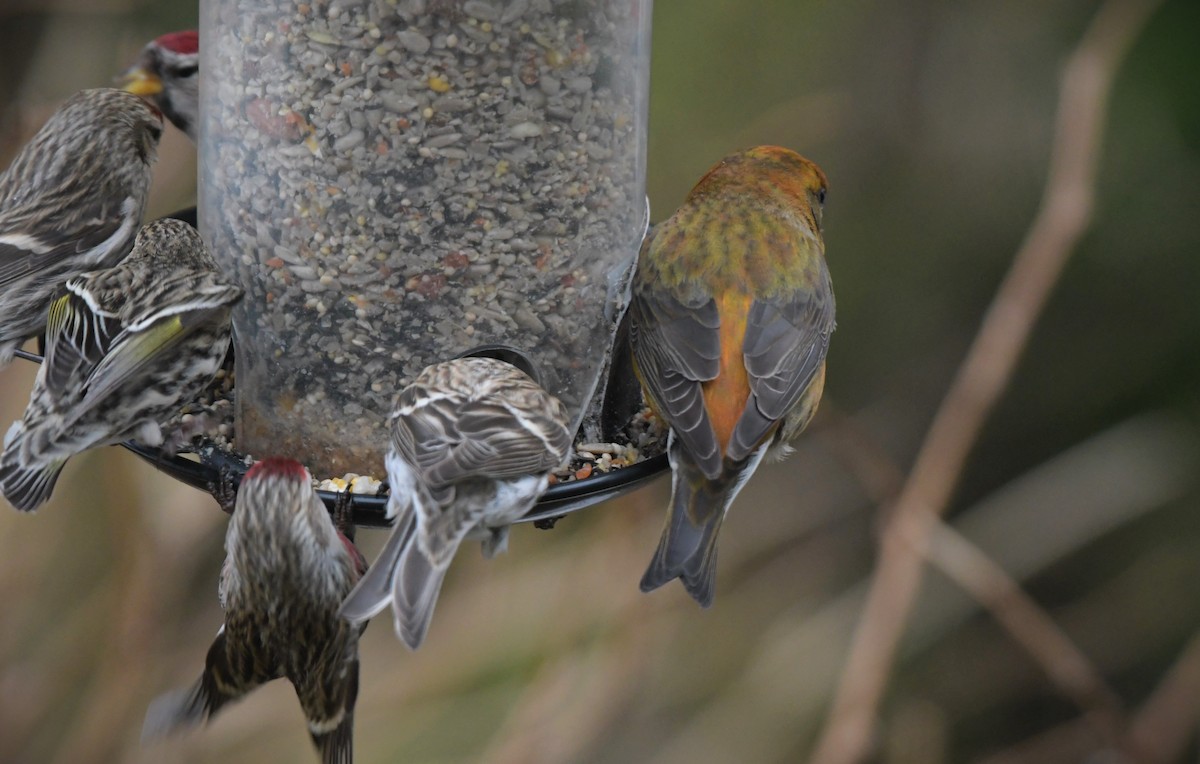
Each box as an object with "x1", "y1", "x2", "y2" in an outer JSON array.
[
  {"x1": 817, "y1": 187, "x2": 827, "y2": 205},
  {"x1": 148, "y1": 123, "x2": 164, "y2": 142},
  {"x1": 173, "y1": 64, "x2": 199, "y2": 78}
]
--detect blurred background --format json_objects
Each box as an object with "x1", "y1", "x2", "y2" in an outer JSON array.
[{"x1": 2, "y1": 0, "x2": 1199, "y2": 762}]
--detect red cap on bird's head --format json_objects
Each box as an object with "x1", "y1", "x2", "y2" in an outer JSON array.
[
  {"x1": 244, "y1": 457, "x2": 310, "y2": 484},
  {"x1": 154, "y1": 30, "x2": 198, "y2": 56}
]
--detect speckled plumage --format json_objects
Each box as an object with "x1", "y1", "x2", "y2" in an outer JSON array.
[
  {"x1": 340, "y1": 357, "x2": 572, "y2": 649},
  {"x1": 0, "y1": 88, "x2": 162, "y2": 365},
  {"x1": 0, "y1": 219, "x2": 240, "y2": 511},
  {"x1": 630, "y1": 146, "x2": 836, "y2": 607},
  {"x1": 143, "y1": 458, "x2": 368, "y2": 764}
]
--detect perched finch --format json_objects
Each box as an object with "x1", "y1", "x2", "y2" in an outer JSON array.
[
  {"x1": 142, "y1": 458, "x2": 368, "y2": 764},
  {"x1": 339, "y1": 357, "x2": 572, "y2": 649},
  {"x1": 629, "y1": 146, "x2": 835, "y2": 607},
  {"x1": 0, "y1": 88, "x2": 162, "y2": 365},
  {"x1": 119, "y1": 30, "x2": 199, "y2": 142},
  {"x1": 0, "y1": 219, "x2": 241, "y2": 511}
]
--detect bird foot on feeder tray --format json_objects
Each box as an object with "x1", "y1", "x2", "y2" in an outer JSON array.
[
  {"x1": 332, "y1": 489, "x2": 356, "y2": 542},
  {"x1": 208, "y1": 465, "x2": 241, "y2": 514}
]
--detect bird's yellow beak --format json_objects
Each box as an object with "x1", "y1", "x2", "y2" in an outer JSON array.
[{"x1": 119, "y1": 67, "x2": 163, "y2": 97}]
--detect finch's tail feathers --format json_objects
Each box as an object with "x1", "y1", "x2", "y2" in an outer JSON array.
[
  {"x1": 0, "y1": 453, "x2": 66, "y2": 512},
  {"x1": 340, "y1": 482, "x2": 469, "y2": 649},
  {"x1": 679, "y1": 509, "x2": 726, "y2": 607},
  {"x1": 640, "y1": 439, "x2": 769, "y2": 607},
  {"x1": 339, "y1": 502, "x2": 416, "y2": 624},
  {"x1": 312, "y1": 712, "x2": 354, "y2": 764},
  {"x1": 388, "y1": 484, "x2": 480, "y2": 650},
  {"x1": 301, "y1": 656, "x2": 359, "y2": 764},
  {"x1": 392, "y1": 533, "x2": 455, "y2": 650},
  {"x1": 638, "y1": 461, "x2": 730, "y2": 608}
]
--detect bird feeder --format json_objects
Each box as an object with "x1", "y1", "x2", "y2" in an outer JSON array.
[{"x1": 198, "y1": 0, "x2": 653, "y2": 479}]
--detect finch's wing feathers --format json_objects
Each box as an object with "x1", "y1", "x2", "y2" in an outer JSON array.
[
  {"x1": 78, "y1": 314, "x2": 205, "y2": 411},
  {"x1": 77, "y1": 294, "x2": 235, "y2": 412},
  {"x1": 417, "y1": 483, "x2": 496, "y2": 568},
  {"x1": 730, "y1": 264, "x2": 835, "y2": 461},
  {"x1": 0, "y1": 198, "x2": 137, "y2": 288},
  {"x1": 630, "y1": 289, "x2": 724, "y2": 479},
  {"x1": 141, "y1": 628, "x2": 237, "y2": 740},
  {"x1": 0, "y1": 239, "x2": 52, "y2": 288},
  {"x1": 42, "y1": 270, "x2": 238, "y2": 415},
  {"x1": 117, "y1": 271, "x2": 242, "y2": 328},
  {"x1": 141, "y1": 679, "x2": 211, "y2": 740},
  {"x1": 42, "y1": 290, "x2": 121, "y2": 394},
  {"x1": 396, "y1": 391, "x2": 566, "y2": 488},
  {"x1": 430, "y1": 404, "x2": 565, "y2": 485}
]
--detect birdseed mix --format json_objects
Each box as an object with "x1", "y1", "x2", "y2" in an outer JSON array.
[{"x1": 200, "y1": 0, "x2": 651, "y2": 475}]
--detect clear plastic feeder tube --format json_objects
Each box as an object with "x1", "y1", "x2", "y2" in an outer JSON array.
[{"x1": 200, "y1": 0, "x2": 651, "y2": 476}]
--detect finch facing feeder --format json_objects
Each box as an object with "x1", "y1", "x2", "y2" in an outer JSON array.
[{"x1": 104, "y1": 0, "x2": 664, "y2": 526}]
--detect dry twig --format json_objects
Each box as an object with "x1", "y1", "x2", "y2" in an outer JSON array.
[
  {"x1": 808, "y1": 1, "x2": 1165, "y2": 761},
  {"x1": 917, "y1": 518, "x2": 1126, "y2": 746},
  {"x1": 823, "y1": 403, "x2": 1128, "y2": 748},
  {"x1": 977, "y1": 631, "x2": 1200, "y2": 764},
  {"x1": 1125, "y1": 632, "x2": 1200, "y2": 762}
]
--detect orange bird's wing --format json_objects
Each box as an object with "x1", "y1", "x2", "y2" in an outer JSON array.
[
  {"x1": 629, "y1": 287, "x2": 724, "y2": 480},
  {"x1": 728, "y1": 259, "x2": 835, "y2": 462}
]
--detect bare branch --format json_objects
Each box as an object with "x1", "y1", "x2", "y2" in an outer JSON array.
[
  {"x1": 808, "y1": 1, "x2": 1165, "y2": 761},
  {"x1": 977, "y1": 631, "x2": 1200, "y2": 764},
  {"x1": 1124, "y1": 633, "x2": 1200, "y2": 763},
  {"x1": 917, "y1": 517, "x2": 1126, "y2": 746}
]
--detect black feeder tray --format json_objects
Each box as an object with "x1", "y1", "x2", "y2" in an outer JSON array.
[
  {"x1": 15, "y1": 208, "x2": 667, "y2": 529},
  {"x1": 118, "y1": 437, "x2": 668, "y2": 529}
]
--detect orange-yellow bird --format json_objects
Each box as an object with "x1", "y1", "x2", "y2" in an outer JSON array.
[{"x1": 630, "y1": 146, "x2": 835, "y2": 607}]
